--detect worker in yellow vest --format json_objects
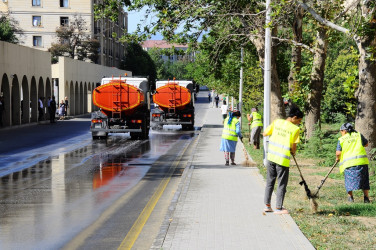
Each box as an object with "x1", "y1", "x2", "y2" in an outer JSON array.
[
  {"x1": 336, "y1": 123, "x2": 370, "y2": 203},
  {"x1": 220, "y1": 111, "x2": 243, "y2": 166},
  {"x1": 262, "y1": 106, "x2": 303, "y2": 214},
  {"x1": 247, "y1": 107, "x2": 263, "y2": 149}
]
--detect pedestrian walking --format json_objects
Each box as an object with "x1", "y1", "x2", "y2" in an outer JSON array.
[
  {"x1": 247, "y1": 108, "x2": 263, "y2": 149},
  {"x1": 221, "y1": 100, "x2": 228, "y2": 121},
  {"x1": 215, "y1": 95, "x2": 219, "y2": 108},
  {"x1": 336, "y1": 123, "x2": 371, "y2": 203},
  {"x1": 220, "y1": 111, "x2": 243, "y2": 166},
  {"x1": 208, "y1": 92, "x2": 211, "y2": 102},
  {"x1": 58, "y1": 100, "x2": 66, "y2": 120},
  {"x1": 47, "y1": 96, "x2": 52, "y2": 120},
  {"x1": 64, "y1": 96, "x2": 69, "y2": 117},
  {"x1": 38, "y1": 97, "x2": 44, "y2": 121},
  {"x1": 263, "y1": 106, "x2": 303, "y2": 214},
  {"x1": 49, "y1": 96, "x2": 57, "y2": 123}
]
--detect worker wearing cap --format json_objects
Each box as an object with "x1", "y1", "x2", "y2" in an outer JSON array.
[
  {"x1": 262, "y1": 106, "x2": 303, "y2": 214},
  {"x1": 247, "y1": 108, "x2": 263, "y2": 149},
  {"x1": 336, "y1": 123, "x2": 370, "y2": 203}
]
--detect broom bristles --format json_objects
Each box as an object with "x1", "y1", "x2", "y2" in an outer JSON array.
[
  {"x1": 310, "y1": 198, "x2": 318, "y2": 213},
  {"x1": 241, "y1": 142, "x2": 256, "y2": 167}
]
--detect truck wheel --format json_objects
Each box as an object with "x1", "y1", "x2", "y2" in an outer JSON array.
[
  {"x1": 140, "y1": 120, "x2": 149, "y2": 139},
  {"x1": 130, "y1": 132, "x2": 138, "y2": 140},
  {"x1": 188, "y1": 118, "x2": 195, "y2": 130}
]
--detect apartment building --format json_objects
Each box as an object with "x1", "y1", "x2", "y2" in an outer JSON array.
[{"x1": 0, "y1": 0, "x2": 128, "y2": 68}]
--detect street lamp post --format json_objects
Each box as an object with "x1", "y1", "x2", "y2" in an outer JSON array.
[
  {"x1": 238, "y1": 47, "x2": 244, "y2": 129},
  {"x1": 263, "y1": 0, "x2": 271, "y2": 167}
]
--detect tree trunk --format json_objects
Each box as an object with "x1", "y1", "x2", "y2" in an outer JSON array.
[
  {"x1": 305, "y1": 27, "x2": 328, "y2": 139},
  {"x1": 251, "y1": 28, "x2": 285, "y2": 122},
  {"x1": 288, "y1": 6, "x2": 304, "y2": 94},
  {"x1": 355, "y1": 39, "x2": 376, "y2": 155},
  {"x1": 355, "y1": 3, "x2": 376, "y2": 166}
]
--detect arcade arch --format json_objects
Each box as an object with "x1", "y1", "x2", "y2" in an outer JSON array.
[
  {"x1": 1, "y1": 74, "x2": 10, "y2": 127},
  {"x1": 21, "y1": 76, "x2": 30, "y2": 124},
  {"x1": 11, "y1": 75, "x2": 21, "y2": 126}
]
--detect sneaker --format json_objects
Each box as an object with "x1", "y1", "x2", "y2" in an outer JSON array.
[
  {"x1": 225, "y1": 161, "x2": 229, "y2": 166},
  {"x1": 274, "y1": 208, "x2": 289, "y2": 214},
  {"x1": 231, "y1": 162, "x2": 236, "y2": 165},
  {"x1": 348, "y1": 196, "x2": 354, "y2": 202},
  {"x1": 264, "y1": 205, "x2": 273, "y2": 213},
  {"x1": 364, "y1": 196, "x2": 370, "y2": 203}
]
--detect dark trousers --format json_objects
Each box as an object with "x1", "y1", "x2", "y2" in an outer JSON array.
[
  {"x1": 38, "y1": 107, "x2": 43, "y2": 121},
  {"x1": 50, "y1": 109, "x2": 56, "y2": 123},
  {"x1": 264, "y1": 161, "x2": 290, "y2": 208}
]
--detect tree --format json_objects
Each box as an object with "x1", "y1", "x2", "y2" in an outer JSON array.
[
  {"x1": 299, "y1": 0, "x2": 376, "y2": 151},
  {"x1": 0, "y1": 13, "x2": 22, "y2": 44},
  {"x1": 147, "y1": 47, "x2": 193, "y2": 80},
  {"x1": 122, "y1": 42, "x2": 157, "y2": 85},
  {"x1": 48, "y1": 15, "x2": 99, "y2": 63},
  {"x1": 95, "y1": 0, "x2": 291, "y2": 120}
]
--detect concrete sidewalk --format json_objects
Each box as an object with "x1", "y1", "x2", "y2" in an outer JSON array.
[{"x1": 153, "y1": 106, "x2": 315, "y2": 249}]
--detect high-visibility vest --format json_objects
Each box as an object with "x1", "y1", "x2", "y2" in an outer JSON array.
[
  {"x1": 338, "y1": 132, "x2": 369, "y2": 173},
  {"x1": 222, "y1": 117, "x2": 239, "y2": 141},
  {"x1": 267, "y1": 119, "x2": 300, "y2": 167},
  {"x1": 251, "y1": 112, "x2": 263, "y2": 129}
]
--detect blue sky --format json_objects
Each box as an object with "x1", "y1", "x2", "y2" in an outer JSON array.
[{"x1": 127, "y1": 7, "x2": 163, "y2": 40}]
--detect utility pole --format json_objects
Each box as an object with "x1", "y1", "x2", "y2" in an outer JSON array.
[
  {"x1": 263, "y1": 0, "x2": 271, "y2": 166},
  {"x1": 238, "y1": 47, "x2": 244, "y2": 129}
]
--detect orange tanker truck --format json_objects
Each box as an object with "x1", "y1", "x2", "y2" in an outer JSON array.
[
  {"x1": 151, "y1": 79, "x2": 197, "y2": 130},
  {"x1": 90, "y1": 76, "x2": 152, "y2": 140}
]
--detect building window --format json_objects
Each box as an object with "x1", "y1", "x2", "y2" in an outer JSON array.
[
  {"x1": 60, "y1": 0, "x2": 68, "y2": 7},
  {"x1": 33, "y1": 36, "x2": 42, "y2": 47},
  {"x1": 32, "y1": 0, "x2": 41, "y2": 6},
  {"x1": 60, "y1": 17, "x2": 69, "y2": 26},
  {"x1": 32, "y1": 16, "x2": 41, "y2": 27}
]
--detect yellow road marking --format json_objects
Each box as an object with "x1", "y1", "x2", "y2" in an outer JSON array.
[{"x1": 118, "y1": 141, "x2": 190, "y2": 250}]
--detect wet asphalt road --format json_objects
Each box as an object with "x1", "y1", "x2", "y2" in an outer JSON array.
[{"x1": 0, "y1": 93, "x2": 210, "y2": 249}]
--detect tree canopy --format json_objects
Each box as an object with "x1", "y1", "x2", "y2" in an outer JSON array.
[
  {"x1": 48, "y1": 15, "x2": 99, "y2": 63},
  {"x1": 0, "y1": 14, "x2": 22, "y2": 44}
]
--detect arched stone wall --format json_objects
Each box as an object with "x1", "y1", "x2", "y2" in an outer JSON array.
[
  {"x1": 69, "y1": 81, "x2": 74, "y2": 116},
  {"x1": 11, "y1": 75, "x2": 21, "y2": 126},
  {"x1": 74, "y1": 82, "x2": 79, "y2": 115},
  {"x1": 84, "y1": 82, "x2": 88, "y2": 114},
  {"x1": 30, "y1": 77, "x2": 38, "y2": 122},
  {"x1": 45, "y1": 78, "x2": 52, "y2": 120},
  {"x1": 38, "y1": 77, "x2": 45, "y2": 121},
  {"x1": 79, "y1": 82, "x2": 83, "y2": 115},
  {"x1": 21, "y1": 76, "x2": 30, "y2": 124},
  {"x1": 1, "y1": 74, "x2": 10, "y2": 127}
]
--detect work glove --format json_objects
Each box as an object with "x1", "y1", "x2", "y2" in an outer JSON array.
[{"x1": 240, "y1": 136, "x2": 243, "y2": 142}]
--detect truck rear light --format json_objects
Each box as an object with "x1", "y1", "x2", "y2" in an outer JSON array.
[
  {"x1": 131, "y1": 120, "x2": 142, "y2": 123},
  {"x1": 92, "y1": 119, "x2": 102, "y2": 123},
  {"x1": 152, "y1": 114, "x2": 161, "y2": 117},
  {"x1": 183, "y1": 114, "x2": 192, "y2": 118}
]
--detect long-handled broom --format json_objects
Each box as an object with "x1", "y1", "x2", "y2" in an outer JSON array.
[
  {"x1": 311, "y1": 160, "x2": 339, "y2": 199},
  {"x1": 291, "y1": 154, "x2": 318, "y2": 212},
  {"x1": 240, "y1": 138, "x2": 256, "y2": 167}
]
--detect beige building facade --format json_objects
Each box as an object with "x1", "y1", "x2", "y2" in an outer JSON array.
[
  {"x1": 0, "y1": 41, "x2": 131, "y2": 128},
  {"x1": 0, "y1": 0, "x2": 128, "y2": 68}
]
